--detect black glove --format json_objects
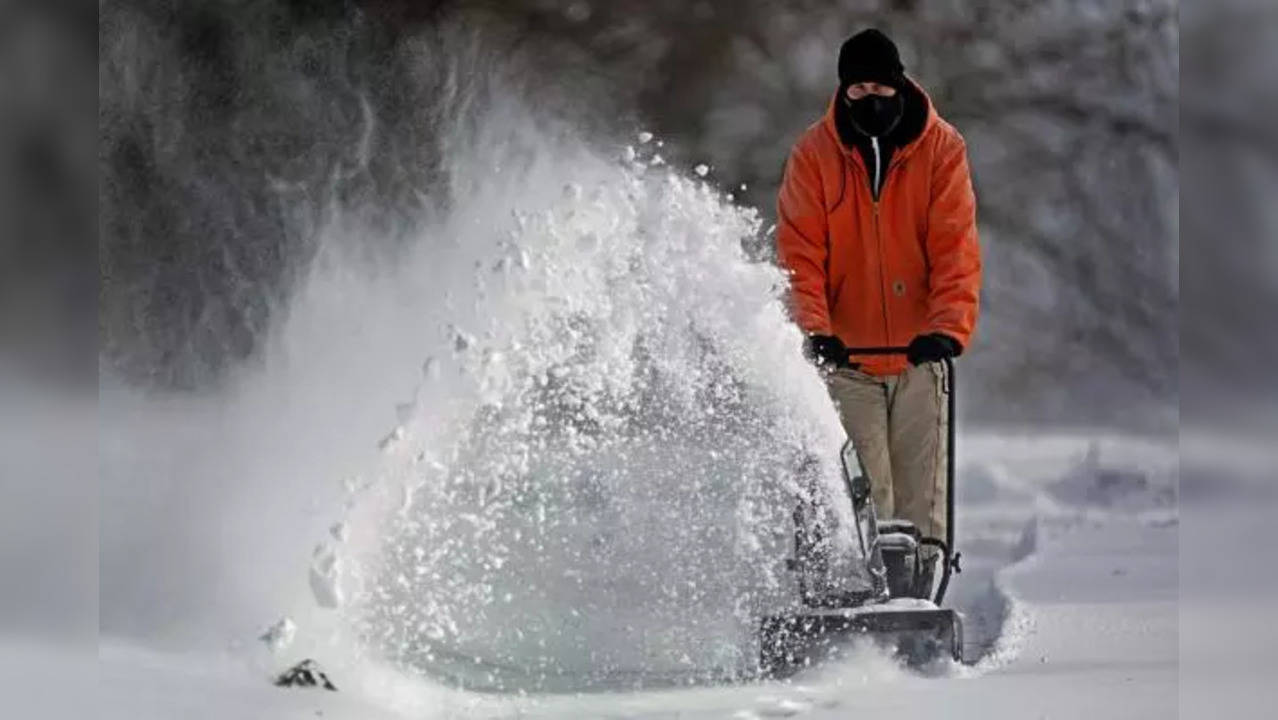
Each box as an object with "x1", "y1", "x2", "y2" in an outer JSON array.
[
  {"x1": 805, "y1": 334, "x2": 851, "y2": 369},
  {"x1": 906, "y1": 333, "x2": 961, "y2": 366}
]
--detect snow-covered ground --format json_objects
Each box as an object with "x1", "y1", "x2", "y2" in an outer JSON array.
[{"x1": 95, "y1": 431, "x2": 1179, "y2": 719}]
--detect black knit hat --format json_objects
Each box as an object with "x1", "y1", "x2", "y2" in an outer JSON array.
[{"x1": 838, "y1": 29, "x2": 905, "y2": 88}]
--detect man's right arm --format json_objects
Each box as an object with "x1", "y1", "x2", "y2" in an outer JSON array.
[{"x1": 776, "y1": 145, "x2": 833, "y2": 336}]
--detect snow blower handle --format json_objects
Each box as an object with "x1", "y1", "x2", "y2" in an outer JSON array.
[{"x1": 842, "y1": 346, "x2": 960, "y2": 606}]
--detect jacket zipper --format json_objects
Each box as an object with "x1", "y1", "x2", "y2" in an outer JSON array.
[
  {"x1": 852, "y1": 139, "x2": 901, "y2": 352},
  {"x1": 873, "y1": 197, "x2": 892, "y2": 347},
  {"x1": 871, "y1": 136, "x2": 882, "y2": 200}
]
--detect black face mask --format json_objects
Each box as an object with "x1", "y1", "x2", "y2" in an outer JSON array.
[{"x1": 845, "y1": 92, "x2": 903, "y2": 138}]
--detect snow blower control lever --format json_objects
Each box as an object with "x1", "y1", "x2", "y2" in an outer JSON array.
[{"x1": 843, "y1": 346, "x2": 961, "y2": 605}]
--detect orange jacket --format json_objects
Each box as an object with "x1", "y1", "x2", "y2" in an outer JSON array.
[{"x1": 776, "y1": 83, "x2": 981, "y2": 376}]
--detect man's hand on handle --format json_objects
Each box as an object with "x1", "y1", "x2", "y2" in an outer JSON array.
[
  {"x1": 806, "y1": 333, "x2": 960, "y2": 369},
  {"x1": 905, "y1": 333, "x2": 961, "y2": 366},
  {"x1": 805, "y1": 334, "x2": 852, "y2": 370}
]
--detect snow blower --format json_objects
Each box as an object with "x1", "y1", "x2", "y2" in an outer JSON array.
[{"x1": 760, "y1": 350, "x2": 963, "y2": 677}]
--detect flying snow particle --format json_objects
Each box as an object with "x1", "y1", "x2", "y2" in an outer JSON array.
[
  {"x1": 378, "y1": 426, "x2": 405, "y2": 453},
  {"x1": 309, "y1": 548, "x2": 344, "y2": 609},
  {"x1": 340, "y1": 475, "x2": 361, "y2": 494},
  {"x1": 694, "y1": 164, "x2": 710, "y2": 177},
  {"x1": 650, "y1": 154, "x2": 666, "y2": 166},
  {"x1": 638, "y1": 131, "x2": 654, "y2": 144},
  {"x1": 329, "y1": 522, "x2": 349, "y2": 543},
  {"x1": 622, "y1": 145, "x2": 636, "y2": 162},
  {"x1": 421, "y1": 356, "x2": 440, "y2": 379},
  {"x1": 451, "y1": 327, "x2": 474, "y2": 352},
  {"x1": 258, "y1": 617, "x2": 297, "y2": 653},
  {"x1": 399, "y1": 482, "x2": 416, "y2": 516},
  {"x1": 395, "y1": 399, "x2": 416, "y2": 424}
]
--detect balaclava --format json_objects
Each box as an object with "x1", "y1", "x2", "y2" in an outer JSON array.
[{"x1": 837, "y1": 29, "x2": 907, "y2": 138}]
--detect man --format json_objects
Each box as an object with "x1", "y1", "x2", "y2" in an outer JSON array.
[{"x1": 776, "y1": 29, "x2": 981, "y2": 587}]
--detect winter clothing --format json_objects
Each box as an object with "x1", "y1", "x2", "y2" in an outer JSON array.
[
  {"x1": 844, "y1": 93, "x2": 904, "y2": 139},
  {"x1": 825, "y1": 362, "x2": 948, "y2": 545},
  {"x1": 906, "y1": 333, "x2": 961, "y2": 366},
  {"x1": 836, "y1": 29, "x2": 911, "y2": 152},
  {"x1": 783, "y1": 32, "x2": 974, "y2": 550},
  {"x1": 776, "y1": 76, "x2": 981, "y2": 377},
  {"x1": 837, "y1": 29, "x2": 905, "y2": 88},
  {"x1": 805, "y1": 333, "x2": 853, "y2": 369},
  {"x1": 834, "y1": 77, "x2": 930, "y2": 199}
]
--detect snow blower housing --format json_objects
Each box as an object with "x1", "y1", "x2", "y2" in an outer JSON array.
[{"x1": 760, "y1": 351, "x2": 962, "y2": 676}]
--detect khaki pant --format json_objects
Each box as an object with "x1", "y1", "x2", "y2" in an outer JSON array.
[{"x1": 826, "y1": 362, "x2": 948, "y2": 545}]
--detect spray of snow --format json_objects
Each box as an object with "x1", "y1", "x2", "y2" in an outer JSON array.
[{"x1": 235, "y1": 103, "x2": 865, "y2": 693}]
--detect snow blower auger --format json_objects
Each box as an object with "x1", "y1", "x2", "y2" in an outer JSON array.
[{"x1": 760, "y1": 350, "x2": 962, "y2": 677}]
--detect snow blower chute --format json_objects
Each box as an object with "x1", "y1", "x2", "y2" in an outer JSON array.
[{"x1": 760, "y1": 350, "x2": 963, "y2": 676}]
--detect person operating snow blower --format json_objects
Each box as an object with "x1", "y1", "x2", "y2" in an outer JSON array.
[{"x1": 777, "y1": 29, "x2": 981, "y2": 596}]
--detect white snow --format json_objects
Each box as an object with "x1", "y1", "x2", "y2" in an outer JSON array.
[
  {"x1": 308, "y1": 546, "x2": 344, "y2": 609},
  {"x1": 92, "y1": 95, "x2": 1190, "y2": 720},
  {"x1": 95, "y1": 431, "x2": 1182, "y2": 719},
  {"x1": 258, "y1": 617, "x2": 297, "y2": 653}
]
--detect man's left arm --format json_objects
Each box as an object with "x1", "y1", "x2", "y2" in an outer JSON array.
[{"x1": 924, "y1": 130, "x2": 982, "y2": 351}]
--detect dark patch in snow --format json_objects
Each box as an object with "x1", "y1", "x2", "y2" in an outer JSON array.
[{"x1": 274, "y1": 659, "x2": 337, "y2": 691}]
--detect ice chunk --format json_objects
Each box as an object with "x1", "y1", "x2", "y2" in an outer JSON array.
[
  {"x1": 451, "y1": 326, "x2": 474, "y2": 352},
  {"x1": 258, "y1": 616, "x2": 296, "y2": 653},
  {"x1": 421, "y1": 356, "x2": 440, "y2": 379},
  {"x1": 340, "y1": 475, "x2": 362, "y2": 494},
  {"x1": 638, "y1": 131, "x2": 653, "y2": 144},
  {"x1": 328, "y1": 522, "x2": 348, "y2": 543},
  {"x1": 694, "y1": 163, "x2": 710, "y2": 177},
  {"x1": 309, "y1": 547, "x2": 344, "y2": 609},
  {"x1": 399, "y1": 481, "x2": 416, "y2": 516},
  {"x1": 377, "y1": 426, "x2": 404, "y2": 453}
]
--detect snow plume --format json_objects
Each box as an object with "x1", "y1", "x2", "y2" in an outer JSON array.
[
  {"x1": 100, "y1": 48, "x2": 854, "y2": 694},
  {"x1": 291, "y1": 109, "x2": 857, "y2": 691}
]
